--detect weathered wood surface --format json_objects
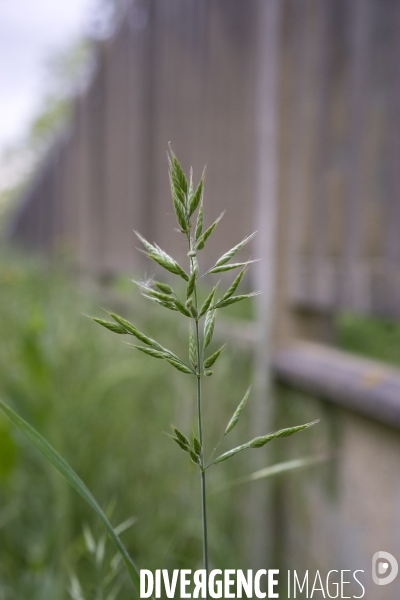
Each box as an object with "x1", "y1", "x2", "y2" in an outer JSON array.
[
  {"x1": 7, "y1": 0, "x2": 400, "y2": 317},
  {"x1": 273, "y1": 341, "x2": 400, "y2": 429}
]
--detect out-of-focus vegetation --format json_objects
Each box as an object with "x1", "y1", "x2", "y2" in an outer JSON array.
[
  {"x1": 337, "y1": 312, "x2": 400, "y2": 366},
  {"x1": 0, "y1": 253, "x2": 254, "y2": 599},
  {"x1": 0, "y1": 0, "x2": 128, "y2": 234},
  {"x1": 0, "y1": 39, "x2": 94, "y2": 235}
]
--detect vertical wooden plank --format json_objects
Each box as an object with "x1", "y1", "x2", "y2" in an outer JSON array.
[
  {"x1": 382, "y1": 0, "x2": 400, "y2": 315},
  {"x1": 75, "y1": 93, "x2": 92, "y2": 270},
  {"x1": 285, "y1": 0, "x2": 317, "y2": 308},
  {"x1": 126, "y1": 0, "x2": 155, "y2": 272},
  {"x1": 102, "y1": 21, "x2": 131, "y2": 273},
  {"x1": 310, "y1": 0, "x2": 336, "y2": 309},
  {"x1": 342, "y1": 0, "x2": 372, "y2": 311},
  {"x1": 205, "y1": 0, "x2": 258, "y2": 264},
  {"x1": 78, "y1": 50, "x2": 107, "y2": 274},
  {"x1": 150, "y1": 0, "x2": 208, "y2": 266},
  {"x1": 62, "y1": 127, "x2": 82, "y2": 262},
  {"x1": 251, "y1": 0, "x2": 282, "y2": 570}
]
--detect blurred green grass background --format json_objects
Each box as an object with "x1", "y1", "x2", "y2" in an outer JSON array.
[
  {"x1": 0, "y1": 255, "x2": 255, "y2": 599},
  {"x1": 0, "y1": 254, "x2": 397, "y2": 599}
]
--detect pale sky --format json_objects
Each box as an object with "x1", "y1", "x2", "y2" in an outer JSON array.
[{"x1": 0, "y1": 0, "x2": 93, "y2": 155}]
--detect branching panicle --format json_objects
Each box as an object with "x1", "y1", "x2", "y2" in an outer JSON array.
[{"x1": 89, "y1": 150, "x2": 319, "y2": 586}]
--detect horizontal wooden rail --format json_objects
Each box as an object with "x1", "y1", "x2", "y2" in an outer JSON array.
[{"x1": 273, "y1": 342, "x2": 400, "y2": 429}]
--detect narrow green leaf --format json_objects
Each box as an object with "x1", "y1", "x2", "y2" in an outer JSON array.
[
  {"x1": 193, "y1": 435, "x2": 202, "y2": 457},
  {"x1": 214, "y1": 456, "x2": 327, "y2": 492},
  {"x1": 134, "y1": 230, "x2": 156, "y2": 254},
  {"x1": 0, "y1": 399, "x2": 144, "y2": 598},
  {"x1": 196, "y1": 212, "x2": 224, "y2": 250},
  {"x1": 165, "y1": 358, "x2": 195, "y2": 375},
  {"x1": 132, "y1": 280, "x2": 174, "y2": 304},
  {"x1": 214, "y1": 233, "x2": 256, "y2": 267},
  {"x1": 172, "y1": 191, "x2": 189, "y2": 232},
  {"x1": 204, "y1": 309, "x2": 216, "y2": 349},
  {"x1": 142, "y1": 294, "x2": 178, "y2": 312},
  {"x1": 190, "y1": 451, "x2": 200, "y2": 465},
  {"x1": 114, "y1": 516, "x2": 137, "y2": 536},
  {"x1": 186, "y1": 266, "x2": 198, "y2": 299},
  {"x1": 214, "y1": 292, "x2": 260, "y2": 309},
  {"x1": 220, "y1": 268, "x2": 246, "y2": 302},
  {"x1": 173, "y1": 427, "x2": 191, "y2": 448},
  {"x1": 172, "y1": 154, "x2": 188, "y2": 196},
  {"x1": 195, "y1": 200, "x2": 203, "y2": 240},
  {"x1": 213, "y1": 442, "x2": 250, "y2": 464},
  {"x1": 109, "y1": 313, "x2": 159, "y2": 347},
  {"x1": 249, "y1": 420, "x2": 320, "y2": 448},
  {"x1": 154, "y1": 282, "x2": 173, "y2": 295},
  {"x1": 213, "y1": 420, "x2": 319, "y2": 464},
  {"x1": 188, "y1": 167, "x2": 193, "y2": 203},
  {"x1": 203, "y1": 344, "x2": 226, "y2": 370},
  {"x1": 168, "y1": 150, "x2": 187, "y2": 207},
  {"x1": 144, "y1": 251, "x2": 189, "y2": 281},
  {"x1": 109, "y1": 313, "x2": 146, "y2": 338},
  {"x1": 208, "y1": 260, "x2": 258, "y2": 274},
  {"x1": 135, "y1": 233, "x2": 189, "y2": 281},
  {"x1": 129, "y1": 345, "x2": 168, "y2": 360},
  {"x1": 189, "y1": 175, "x2": 204, "y2": 217},
  {"x1": 225, "y1": 386, "x2": 251, "y2": 434},
  {"x1": 189, "y1": 325, "x2": 197, "y2": 369},
  {"x1": 168, "y1": 434, "x2": 191, "y2": 453},
  {"x1": 83, "y1": 524, "x2": 96, "y2": 554},
  {"x1": 90, "y1": 317, "x2": 128, "y2": 335},
  {"x1": 186, "y1": 298, "x2": 198, "y2": 319},
  {"x1": 174, "y1": 298, "x2": 192, "y2": 318},
  {"x1": 110, "y1": 313, "x2": 181, "y2": 363},
  {"x1": 199, "y1": 284, "x2": 218, "y2": 317}
]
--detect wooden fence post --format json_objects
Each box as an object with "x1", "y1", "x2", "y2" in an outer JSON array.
[{"x1": 250, "y1": 0, "x2": 282, "y2": 571}]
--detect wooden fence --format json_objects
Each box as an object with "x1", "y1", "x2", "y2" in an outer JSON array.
[
  {"x1": 8, "y1": 0, "x2": 400, "y2": 318},
  {"x1": 6, "y1": 0, "x2": 400, "y2": 588}
]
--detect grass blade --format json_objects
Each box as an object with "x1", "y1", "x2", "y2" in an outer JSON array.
[
  {"x1": 207, "y1": 260, "x2": 258, "y2": 274},
  {"x1": 128, "y1": 345, "x2": 168, "y2": 359},
  {"x1": 0, "y1": 398, "x2": 146, "y2": 599},
  {"x1": 213, "y1": 233, "x2": 257, "y2": 267},
  {"x1": 219, "y1": 268, "x2": 246, "y2": 302},
  {"x1": 189, "y1": 175, "x2": 204, "y2": 217},
  {"x1": 203, "y1": 344, "x2": 226, "y2": 370},
  {"x1": 199, "y1": 283, "x2": 218, "y2": 317},
  {"x1": 225, "y1": 386, "x2": 251, "y2": 434},
  {"x1": 213, "y1": 455, "x2": 328, "y2": 492},
  {"x1": 204, "y1": 309, "x2": 216, "y2": 349},
  {"x1": 189, "y1": 325, "x2": 197, "y2": 369},
  {"x1": 212, "y1": 420, "x2": 319, "y2": 465},
  {"x1": 195, "y1": 212, "x2": 224, "y2": 250},
  {"x1": 90, "y1": 317, "x2": 128, "y2": 335},
  {"x1": 195, "y1": 200, "x2": 203, "y2": 240},
  {"x1": 186, "y1": 266, "x2": 198, "y2": 299},
  {"x1": 214, "y1": 291, "x2": 260, "y2": 309},
  {"x1": 165, "y1": 358, "x2": 195, "y2": 375}
]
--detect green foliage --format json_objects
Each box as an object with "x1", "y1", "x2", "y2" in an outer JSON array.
[
  {"x1": 0, "y1": 152, "x2": 319, "y2": 596},
  {"x1": 225, "y1": 386, "x2": 252, "y2": 435},
  {"x1": 0, "y1": 255, "x2": 255, "y2": 597},
  {"x1": 0, "y1": 399, "x2": 142, "y2": 596},
  {"x1": 338, "y1": 312, "x2": 400, "y2": 366},
  {"x1": 89, "y1": 152, "x2": 319, "y2": 579},
  {"x1": 213, "y1": 421, "x2": 319, "y2": 465}
]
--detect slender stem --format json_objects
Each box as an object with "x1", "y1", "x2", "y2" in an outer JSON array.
[
  {"x1": 208, "y1": 433, "x2": 226, "y2": 465},
  {"x1": 189, "y1": 232, "x2": 209, "y2": 591},
  {"x1": 195, "y1": 319, "x2": 209, "y2": 584}
]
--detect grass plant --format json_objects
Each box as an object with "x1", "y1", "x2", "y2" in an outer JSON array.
[
  {"x1": 91, "y1": 150, "x2": 318, "y2": 595},
  {"x1": 0, "y1": 151, "x2": 319, "y2": 598}
]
